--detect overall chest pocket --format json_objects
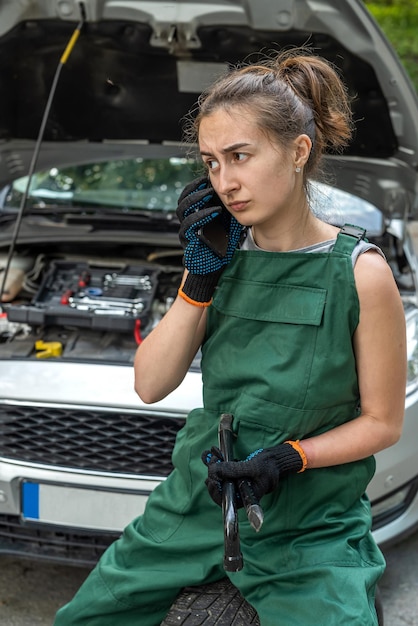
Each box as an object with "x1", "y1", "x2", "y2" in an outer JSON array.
[
  {"x1": 215, "y1": 276, "x2": 326, "y2": 324},
  {"x1": 209, "y1": 277, "x2": 327, "y2": 410}
]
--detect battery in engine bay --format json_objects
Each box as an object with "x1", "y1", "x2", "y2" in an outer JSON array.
[{"x1": 6, "y1": 261, "x2": 159, "y2": 333}]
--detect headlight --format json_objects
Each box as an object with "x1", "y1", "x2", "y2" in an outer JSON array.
[
  {"x1": 371, "y1": 479, "x2": 418, "y2": 530},
  {"x1": 405, "y1": 306, "x2": 418, "y2": 396},
  {"x1": 371, "y1": 484, "x2": 412, "y2": 526}
]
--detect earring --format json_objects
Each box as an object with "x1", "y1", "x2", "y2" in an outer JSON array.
[{"x1": 295, "y1": 166, "x2": 301, "y2": 173}]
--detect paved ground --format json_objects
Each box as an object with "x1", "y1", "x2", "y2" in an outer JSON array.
[
  {"x1": 380, "y1": 532, "x2": 418, "y2": 625},
  {"x1": 0, "y1": 529, "x2": 418, "y2": 625}
]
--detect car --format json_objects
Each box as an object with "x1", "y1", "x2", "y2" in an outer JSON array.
[{"x1": 0, "y1": 0, "x2": 417, "y2": 598}]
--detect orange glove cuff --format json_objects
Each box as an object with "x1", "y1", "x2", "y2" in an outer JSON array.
[
  {"x1": 285, "y1": 440, "x2": 308, "y2": 472},
  {"x1": 178, "y1": 286, "x2": 212, "y2": 308}
]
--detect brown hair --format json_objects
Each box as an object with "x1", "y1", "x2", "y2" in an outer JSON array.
[{"x1": 184, "y1": 48, "x2": 353, "y2": 181}]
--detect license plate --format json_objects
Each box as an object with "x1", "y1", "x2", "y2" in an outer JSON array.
[{"x1": 21, "y1": 481, "x2": 149, "y2": 531}]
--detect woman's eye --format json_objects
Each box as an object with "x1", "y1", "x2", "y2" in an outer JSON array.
[
  {"x1": 206, "y1": 159, "x2": 219, "y2": 171},
  {"x1": 233, "y1": 152, "x2": 247, "y2": 162}
]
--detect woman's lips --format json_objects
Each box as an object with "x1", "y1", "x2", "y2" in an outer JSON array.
[{"x1": 228, "y1": 201, "x2": 248, "y2": 212}]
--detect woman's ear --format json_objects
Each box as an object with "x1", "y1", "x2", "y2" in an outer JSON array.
[{"x1": 294, "y1": 134, "x2": 312, "y2": 169}]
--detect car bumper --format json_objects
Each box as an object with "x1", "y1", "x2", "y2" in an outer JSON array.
[{"x1": 0, "y1": 361, "x2": 417, "y2": 563}]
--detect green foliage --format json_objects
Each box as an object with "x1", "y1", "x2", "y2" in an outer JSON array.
[
  {"x1": 366, "y1": 0, "x2": 416, "y2": 6},
  {"x1": 365, "y1": 1, "x2": 418, "y2": 91}
]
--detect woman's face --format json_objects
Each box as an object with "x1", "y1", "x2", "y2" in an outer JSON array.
[{"x1": 198, "y1": 107, "x2": 308, "y2": 234}]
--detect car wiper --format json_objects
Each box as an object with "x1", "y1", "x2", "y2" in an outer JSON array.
[
  {"x1": 0, "y1": 210, "x2": 21, "y2": 225},
  {"x1": 62, "y1": 207, "x2": 177, "y2": 224},
  {"x1": 0, "y1": 205, "x2": 177, "y2": 222},
  {"x1": 57, "y1": 207, "x2": 179, "y2": 233}
]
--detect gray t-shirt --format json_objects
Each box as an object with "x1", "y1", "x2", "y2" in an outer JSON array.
[{"x1": 240, "y1": 227, "x2": 385, "y2": 266}]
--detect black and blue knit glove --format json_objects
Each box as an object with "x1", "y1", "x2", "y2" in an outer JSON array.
[
  {"x1": 176, "y1": 176, "x2": 243, "y2": 306},
  {"x1": 202, "y1": 442, "x2": 306, "y2": 506}
]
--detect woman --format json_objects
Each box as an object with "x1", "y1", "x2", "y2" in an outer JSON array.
[{"x1": 54, "y1": 49, "x2": 406, "y2": 626}]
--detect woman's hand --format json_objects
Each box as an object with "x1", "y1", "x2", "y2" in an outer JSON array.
[{"x1": 176, "y1": 176, "x2": 244, "y2": 306}]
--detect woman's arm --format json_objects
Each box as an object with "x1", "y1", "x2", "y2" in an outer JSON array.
[
  {"x1": 300, "y1": 250, "x2": 407, "y2": 468},
  {"x1": 134, "y1": 272, "x2": 207, "y2": 404}
]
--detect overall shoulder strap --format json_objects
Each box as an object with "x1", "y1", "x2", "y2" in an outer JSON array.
[{"x1": 333, "y1": 223, "x2": 367, "y2": 255}]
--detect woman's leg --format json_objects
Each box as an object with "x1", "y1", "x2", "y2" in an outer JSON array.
[{"x1": 54, "y1": 463, "x2": 225, "y2": 625}]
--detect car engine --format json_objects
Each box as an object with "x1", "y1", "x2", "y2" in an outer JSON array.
[{"x1": 0, "y1": 250, "x2": 184, "y2": 363}]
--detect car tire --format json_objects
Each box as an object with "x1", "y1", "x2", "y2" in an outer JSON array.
[
  {"x1": 161, "y1": 578, "x2": 260, "y2": 625},
  {"x1": 162, "y1": 578, "x2": 384, "y2": 626}
]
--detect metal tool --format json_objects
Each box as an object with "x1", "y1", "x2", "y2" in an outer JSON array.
[
  {"x1": 218, "y1": 413, "x2": 243, "y2": 572},
  {"x1": 237, "y1": 479, "x2": 264, "y2": 533},
  {"x1": 68, "y1": 295, "x2": 145, "y2": 313}
]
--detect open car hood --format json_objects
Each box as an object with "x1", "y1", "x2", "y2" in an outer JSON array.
[{"x1": 0, "y1": 0, "x2": 417, "y2": 219}]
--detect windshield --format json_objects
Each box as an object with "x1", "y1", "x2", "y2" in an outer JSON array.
[
  {"x1": 3, "y1": 157, "x2": 200, "y2": 212},
  {"x1": 309, "y1": 182, "x2": 384, "y2": 236},
  {"x1": 1, "y1": 157, "x2": 384, "y2": 236}
]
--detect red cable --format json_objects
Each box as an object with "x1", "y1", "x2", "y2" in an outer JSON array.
[{"x1": 134, "y1": 319, "x2": 142, "y2": 345}]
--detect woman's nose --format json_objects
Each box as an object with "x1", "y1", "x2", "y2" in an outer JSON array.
[{"x1": 216, "y1": 167, "x2": 239, "y2": 196}]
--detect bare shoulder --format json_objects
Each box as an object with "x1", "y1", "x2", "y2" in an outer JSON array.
[
  {"x1": 353, "y1": 249, "x2": 405, "y2": 347},
  {"x1": 354, "y1": 248, "x2": 399, "y2": 304}
]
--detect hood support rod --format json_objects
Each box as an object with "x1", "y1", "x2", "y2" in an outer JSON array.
[{"x1": 0, "y1": 3, "x2": 86, "y2": 307}]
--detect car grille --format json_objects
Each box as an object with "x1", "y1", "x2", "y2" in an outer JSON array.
[
  {"x1": 0, "y1": 514, "x2": 115, "y2": 566},
  {"x1": 0, "y1": 403, "x2": 185, "y2": 476}
]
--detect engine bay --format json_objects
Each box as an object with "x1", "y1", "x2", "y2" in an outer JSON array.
[
  {"x1": 0, "y1": 246, "x2": 184, "y2": 363},
  {"x1": 0, "y1": 227, "x2": 415, "y2": 365}
]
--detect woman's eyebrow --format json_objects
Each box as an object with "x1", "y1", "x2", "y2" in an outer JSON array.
[{"x1": 200, "y1": 142, "x2": 251, "y2": 157}]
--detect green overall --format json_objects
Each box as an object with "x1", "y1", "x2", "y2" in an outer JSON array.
[{"x1": 54, "y1": 229, "x2": 385, "y2": 626}]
